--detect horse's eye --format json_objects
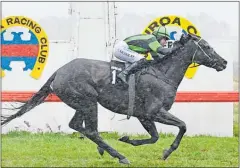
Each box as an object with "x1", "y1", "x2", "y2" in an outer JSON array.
[{"x1": 206, "y1": 46, "x2": 211, "y2": 49}]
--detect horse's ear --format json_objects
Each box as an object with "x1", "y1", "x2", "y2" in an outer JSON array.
[
  {"x1": 187, "y1": 33, "x2": 195, "y2": 40},
  {"x1": 179, "y1": 33, "x2": 190, "y2": 45},
  {"x1": 187, "y1": 33, "x2": 192, "y2": 38},
  {"x1": 184, "y1": 34, "x2": 191, "y2": 41},
  {"x1": 188, "y1": 33, "x2": 201, "y2": 41}
]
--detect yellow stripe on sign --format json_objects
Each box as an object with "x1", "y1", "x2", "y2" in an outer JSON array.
[
  {"x1": 142, "y1": 15, "x2": 201, "y2": 79},
  {"x1": 1, "y1": 70, "x2": 5, "y2": 77},
  {"x1": 185, "y1": 63, "x2": 199, "y2": 79}
]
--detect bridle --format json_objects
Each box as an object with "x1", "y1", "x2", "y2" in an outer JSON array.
[{"x1": 189, "y1": 37, "x2": 215, "y2": 68}]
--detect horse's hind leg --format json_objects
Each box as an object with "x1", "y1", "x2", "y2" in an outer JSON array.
[
  {"x1": 69, "y1": 102, "x2": 130, "y2": 164},
  {"x1": 119, "y1": 118, "x2": 159, "y2": 146},
  {"x1": 72, "y1": 110, "x2": 85, "y2": 139}
]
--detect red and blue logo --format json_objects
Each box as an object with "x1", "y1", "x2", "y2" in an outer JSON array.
[
  {"x1": 1, "y1": 16, "x2": 49, "y2": 79},
  {"x1": 1, "y1": 30, "x2": 39, "y2": 71}
]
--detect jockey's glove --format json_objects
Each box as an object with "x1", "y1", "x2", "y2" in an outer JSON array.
[{"x1": 156, "y1": 44, "x2": 181, "y2": 56}]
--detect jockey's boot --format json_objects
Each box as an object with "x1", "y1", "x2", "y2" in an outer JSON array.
[{"x1": 117, "y1": 58, "x2": 148, "y2": 84}]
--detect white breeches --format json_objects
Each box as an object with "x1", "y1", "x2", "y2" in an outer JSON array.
[{"x1": 113, "y1": 40, "x2": 145, "y2": 63}]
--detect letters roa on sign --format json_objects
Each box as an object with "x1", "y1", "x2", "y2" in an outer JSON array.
[
  {"x1": 142, "y1": 15, "x2": 201, "y2": 79},
  {"x1": 1, "y1": 16, "x2": 49, "y2": 79}
]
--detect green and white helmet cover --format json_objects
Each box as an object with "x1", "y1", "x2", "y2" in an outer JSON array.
[{"x1": 152, "y1": 26, "x2": 170, "y2": 40}]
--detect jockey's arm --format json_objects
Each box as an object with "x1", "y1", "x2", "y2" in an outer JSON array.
[
  {"x1": 148, "y1": 40, "x2": 180, "y2": 57},
  {"x1": 149, "y1": 51, "x2": 164, "y2": 59}
]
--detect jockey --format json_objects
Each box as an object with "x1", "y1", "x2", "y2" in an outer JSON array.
[{"x1": 114, "y1": 26, "x2": 182, "y2": 84}]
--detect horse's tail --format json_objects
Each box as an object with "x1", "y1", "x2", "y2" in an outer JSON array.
[{"x1": 1, "y1": 72, "x2": 57, "y2": 126}]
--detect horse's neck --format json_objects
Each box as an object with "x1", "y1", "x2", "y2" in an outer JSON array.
[{"x1": 154, "y1": 51, "x2": 192, "y2": 88}]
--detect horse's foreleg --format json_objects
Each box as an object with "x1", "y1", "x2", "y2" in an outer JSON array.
[
  {"x1": 119, "y1": 118, "x2": 159, "y2": 146},
  {"x1": 118, "y1": 94, "x2": 161, "y2": 146},
  {"x1": 154, "y1": 107, "x2": 187, "y2": 160}
]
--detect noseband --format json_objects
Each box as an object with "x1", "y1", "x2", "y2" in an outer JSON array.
[{"x1": 189, "y1": 38, "x2": 215, "y2": 68}]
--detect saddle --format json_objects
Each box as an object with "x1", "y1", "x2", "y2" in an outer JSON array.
[{"x1": 110, "y1": 60, "x2": 137, "y2": 119}]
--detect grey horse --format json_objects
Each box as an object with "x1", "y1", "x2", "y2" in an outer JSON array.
[{"x1": 1, "y1": 34, "x2": 227, "y2": 164}]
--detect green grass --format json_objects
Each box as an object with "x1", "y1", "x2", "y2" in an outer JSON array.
[
  {"x1": 2, "y1": 131, "x2": 238, "y2": 167},
  {"x1": 234, "y1": 103, "x2": 239, "y2": 137}
]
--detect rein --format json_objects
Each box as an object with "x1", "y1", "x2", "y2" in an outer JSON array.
[{"x1": 189, "y1": 38, "x2": 215, "y2": 68}]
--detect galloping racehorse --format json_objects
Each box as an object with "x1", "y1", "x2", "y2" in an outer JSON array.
[{"x1": 2, "y1": 34, "x2": 227, "y2": 164}]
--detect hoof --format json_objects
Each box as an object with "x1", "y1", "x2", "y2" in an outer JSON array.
[
  {"x1": 119, "y1": 158, "x2": 130, "y2": 164},
  {"x1": 97, "y1": 146, "x2": 104, "y2": 156},
  {"x1": 118, "y1": 136, "x2": 129, "y2": 142},
  {"x1": 161, "y1": 149, "x2": 168, "y2": 160}
]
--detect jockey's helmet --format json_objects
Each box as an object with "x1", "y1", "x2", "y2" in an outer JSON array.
[{"x1": 152, "y1": 26, "x2": 170, "y2": 41}]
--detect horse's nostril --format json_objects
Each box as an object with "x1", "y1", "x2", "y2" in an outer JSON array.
[{"x1": 223, "y1": 60, "x2": 227, "y2": 65}]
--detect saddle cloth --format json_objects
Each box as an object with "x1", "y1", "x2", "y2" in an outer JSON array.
[{"x1": 110, "y1": 60, "x2": 129, "y2": 85}]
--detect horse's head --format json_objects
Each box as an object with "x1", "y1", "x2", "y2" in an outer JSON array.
[{"x1": 181, "y1": 34, "x2": 227, "y2": 71}]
